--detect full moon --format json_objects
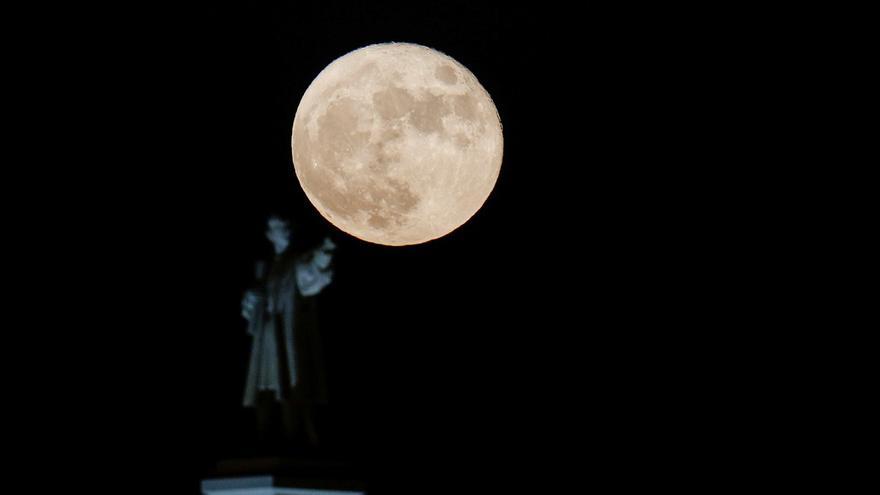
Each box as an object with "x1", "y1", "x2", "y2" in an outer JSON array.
[{"x1": 292, "y1": 43, "x2": 503, "y2": 246}]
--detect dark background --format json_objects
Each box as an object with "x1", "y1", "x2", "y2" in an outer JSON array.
[{"x1": 29, "y1": 3, "x2": 740, "y2": 493}]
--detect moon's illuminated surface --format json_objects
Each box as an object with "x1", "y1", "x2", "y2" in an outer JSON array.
[{"x1": 292, "y1": 43, "x2": 503, "y2": 246}]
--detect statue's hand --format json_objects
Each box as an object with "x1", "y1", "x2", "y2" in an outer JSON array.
[
  {"x1": 312, "y1": 238, "x2": 335, "y2": 270},
  {"x1": 314, "y1": 249, "x2": 333, "y2": 271},
  {"x1": 241, "y1": 289, "x2": 264, "y2": 320},
  {"x1": 321, "y1": 237, "x2": 336, "y2": 251}
]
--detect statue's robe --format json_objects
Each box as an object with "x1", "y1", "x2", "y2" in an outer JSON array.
[{"x1": 243, "y1": 247, "x2": 332, "y2": 407}]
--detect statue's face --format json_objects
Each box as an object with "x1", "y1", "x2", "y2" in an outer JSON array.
[{"x1": 266, "y1": 217, "x2": 292, "y2": 252}]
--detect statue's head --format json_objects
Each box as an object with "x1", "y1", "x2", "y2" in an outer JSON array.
[{"x1": 266, "y1": 214, "x2": 292, "y2": 254}]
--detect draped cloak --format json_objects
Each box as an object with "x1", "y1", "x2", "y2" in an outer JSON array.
[{"x1": 243, "y1": 247, "x2": 332, "y2": 407}]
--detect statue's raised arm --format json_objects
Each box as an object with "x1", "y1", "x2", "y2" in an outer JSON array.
[{"x1": 296, "y1": 237, "x2": 335, "y2": 297}]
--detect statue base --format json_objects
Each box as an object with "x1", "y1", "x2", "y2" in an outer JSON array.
[{"x1": 201, "y1": 457, "x2": 365, "y2": 495}]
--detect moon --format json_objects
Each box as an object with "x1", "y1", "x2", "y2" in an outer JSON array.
[{"x1": 292, "y1": 43, "x2": 503, "y2": 246}]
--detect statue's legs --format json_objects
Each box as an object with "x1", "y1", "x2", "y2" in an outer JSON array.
[
  {"x1": 303, "y1": 404, "x2": 320, "y2": 447},
  {"x1": 280, "y1": 397, "x2": 321, "y2": 447},
  {"x1": 280, "y1": 397, "x2": 301, "y2": 443},
  {"x1": 255, "y1": 391, "x2": 279, "y2": 445}
]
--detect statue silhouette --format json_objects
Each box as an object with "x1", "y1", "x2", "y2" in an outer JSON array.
[{"x1": 241, "y1": 214, "x2": 335, "y2": 448}]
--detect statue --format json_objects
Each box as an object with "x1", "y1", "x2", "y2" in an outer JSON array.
[{"x1": 241, "y1": 214, "x2": 336, "y2": 447}]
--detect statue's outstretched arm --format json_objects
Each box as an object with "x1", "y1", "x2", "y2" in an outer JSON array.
[{"x1": 297, "y1": 238, "x2": 336, "y2": 297}]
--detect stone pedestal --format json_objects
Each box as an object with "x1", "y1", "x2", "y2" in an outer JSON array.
[
  {"x1": 201, "y1": 458, "x2": 365, "y2": 495},
  {"x1": 201, "y1": 476, "x2": 365, "y2": 495}
]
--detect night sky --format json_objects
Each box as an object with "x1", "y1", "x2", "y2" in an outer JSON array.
[{"x1": 31, "y1": 3, "x2": 734, "y2": 493}]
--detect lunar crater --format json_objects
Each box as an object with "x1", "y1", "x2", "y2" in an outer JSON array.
[{"x1": 435, "y1": 64, "x2": 458, "y2": 85}]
